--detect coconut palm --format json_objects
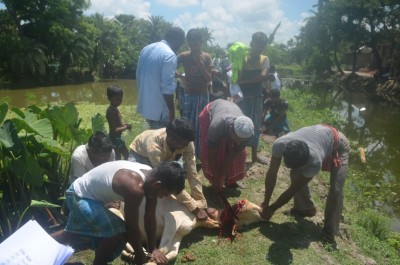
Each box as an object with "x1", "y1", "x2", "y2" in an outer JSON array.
[
  {"x1": 9, "y1": 37, "x2": 47, "y2": 81},
  {"x1": 145, "y1": 15, "x2": 172, "y2": 43}
]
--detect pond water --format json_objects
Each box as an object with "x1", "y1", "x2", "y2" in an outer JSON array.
[
  {"x1": 284, "y1": 78, "x2": 400, "y2": 231},
  {"x1": 0, "y1": 79, "x2": 138, "y2": 108},
  {"x1": 1, "y1": 78, "x2": 399, "y2": 230}
]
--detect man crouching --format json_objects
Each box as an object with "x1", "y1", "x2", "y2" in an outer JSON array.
[{"x1": 52, "y1": 160, "x2": 185, "y2": 265}]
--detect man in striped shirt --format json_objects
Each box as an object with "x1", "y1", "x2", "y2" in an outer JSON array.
[{"x1": 261, "y1": 124, "x2": 350, "y2": 246}]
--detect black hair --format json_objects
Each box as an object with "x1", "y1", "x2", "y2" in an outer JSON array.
[
  {"x1": 166, "y1": 118, "x2": 195, "y2": 142},
  {"x1": 152, "y1": 161, "x2": 186, "y2": 194},
  {"x1": 269, "y1": 64, "x2": 276, "y2": 73},
  {"x1": 107, "y1": 84, "x2": 123, "y2": 99},
  {"x1": 88, "y1": 131, "x2": 113, "y2": 153},
  {"x1": 283, "y1": 140, "x2": 310, "y2": 169},
  {"x1": 165, "y1": 27, "x2": 185, "y2": 43},
  {"x1": 271, "y1": 89, "x2": 280, "y2": 98},
  {"x1": 186, "y1": 28, "x2": 202, "y2": 42},
  {"x1": 251, "y1": 32, "x2": 268, "y2": 45}
]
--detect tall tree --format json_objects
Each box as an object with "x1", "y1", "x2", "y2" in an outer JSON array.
[
  {"x1": 145, "y1": 15, "x2": 172, "y2": 43},
  {"x1": 0, "y1": 0, "x2": 91, "y2": 85}
]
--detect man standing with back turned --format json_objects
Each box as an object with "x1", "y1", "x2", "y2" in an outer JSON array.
[{"x1": 136, "y1": 27, "x2": 185, "y2": 129}]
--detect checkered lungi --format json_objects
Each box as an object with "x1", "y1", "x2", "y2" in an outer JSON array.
[
  {"x1": 182, "y1": 93, "x2": 209, "y2": 158},
  {"x1": 199, "y1": 103, "x2": 247, "y2": 186},
  {"x1": 64, "y1": 185, "x2": 126, "y2": 238}
]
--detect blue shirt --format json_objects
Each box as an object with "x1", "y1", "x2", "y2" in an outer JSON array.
[{"x1": 136, "y1": 40, "x2": 177, "y2": 121}]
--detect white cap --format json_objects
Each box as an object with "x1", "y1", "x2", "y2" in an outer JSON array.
[{"x1": 233, "y1": 116, "x2": 254, "y2": 139}]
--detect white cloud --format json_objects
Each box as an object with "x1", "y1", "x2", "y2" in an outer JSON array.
[
  {"x1": 87, "y1": 0, "x2": 151, "y2": 19},
  {"x1": 86, "y1": 0, "x2": 313, "y2": 47},
  {"x1": 156, "y1": 0, "x2": 199, "y2": 8},
  {"x1": 173, "y1": 0, "x2": 296, "y2": 47}
]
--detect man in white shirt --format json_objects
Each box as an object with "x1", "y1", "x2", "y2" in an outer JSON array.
[{"x1": 69, "y1": 131, "x2": 115, "y2": 184}]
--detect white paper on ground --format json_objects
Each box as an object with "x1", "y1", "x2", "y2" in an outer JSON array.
[{"x1": 0, "y1": 220, "x2": 74, "y2": 265}]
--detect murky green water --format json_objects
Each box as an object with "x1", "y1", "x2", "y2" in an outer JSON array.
[
  {"x1": 285, "y1": 78, "x2": 400, "y2": 231},
  {"x1": 0, "y1": 79, "x2": 138, "y2": 108},
  {"x1": 1, "y1": 79, "x2": 399, "y2": 230}
]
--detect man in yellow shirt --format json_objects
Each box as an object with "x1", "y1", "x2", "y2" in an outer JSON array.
[{"x1": 129, "y1": 118, "x2": 208, "y2": 220}]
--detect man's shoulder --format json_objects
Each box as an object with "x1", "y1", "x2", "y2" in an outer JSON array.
[
  {"x1": 106, "y1": 105, "x2": 118, "y2": 114},
  {"x1": 137, "y1": 128, "x2": 166, "y2": 144},
  {"x1": 142, "y1": 41, "x2": 173, "y2": 56},
  {"x1": 72, "y1": 144, "x2": 87, "y2": 155},
  {"x1": 71, "y1": 145, "x2": 89, "y2": 161}
]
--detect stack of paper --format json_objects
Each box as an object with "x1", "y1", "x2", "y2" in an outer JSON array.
[{"x1": 0, "y1": 220, "x2": 74, "y2": 265}]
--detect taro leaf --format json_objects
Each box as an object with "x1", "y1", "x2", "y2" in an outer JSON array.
[
  {"x1": 11, "y1": 107, "x2": 25, "y2": 119},
  {"x1": 0, "y1": 120, "x2": 14, "y2": 148},
  {"x1": 91, "y1": 113, "x2": 106, "y2": 134},
  {"x1": 73, "y1": 127, "x2": 92, "y2": 146},
  {"x1": 34, "y1": 135, "x2": 69, "y2": 157},
  {"x1": 11, "y1": 111, "x2": 53, "y2": 139},
  {"x1": 0, "y1": 101, "x2": 8, "y2": 125},
  {"x1": 26, "y1": 105, "x2": 43, "y2": 115},
  {"x1": 30, "y1": 200, "x2": 61, "y2": 208},
  {"x1": 47, "y1": 102, "x2": 79, "y2": 141},
  {"x1": 11, "y1": 155, "x2": 44, "y2": 187},
  {"x1": 0, "y1": 120, "x2": 25, "y2": 154}
]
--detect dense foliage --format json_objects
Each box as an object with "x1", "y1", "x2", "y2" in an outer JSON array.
[
  {"x1": 1, "y1": 0, "x2": 399, "y2": 88},
  {"x1": 291, "y1": 0, "x2": 400, "y2": 78},
  {"x1": 0, "y1": 101, "x2": 106, "y2": 241}
]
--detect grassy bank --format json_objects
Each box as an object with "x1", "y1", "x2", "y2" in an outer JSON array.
[{"x1": 66, "y1": 88, "x2": 400, "y2": 264}]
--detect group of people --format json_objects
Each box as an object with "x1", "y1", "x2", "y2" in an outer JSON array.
[{"x1": 51, "y1": 27, "x2": 350, "y2": 265}]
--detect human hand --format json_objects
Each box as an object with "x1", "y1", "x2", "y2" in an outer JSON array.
[
  {"x1": 260, "y1": 203, "x2": 275, "y2": 221},
  {"x1": 126, "y1": 124, "x2": 132, "y2": 131},
  {"x1": 193, "y1": 207, "x2": 208, "y2": 221},
  {"x1": 105, "y1": 200, "x2": 120, "y2": 210},
  {"x1": 151, "y1": 249, "x2": 168, "y2": 265}
]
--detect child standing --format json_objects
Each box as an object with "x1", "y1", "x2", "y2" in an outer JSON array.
[
  {"x1": 262, "y1": 89, "x2": 290, "y2": 138},
  {"x1": 106, "y1": 84, "x2": 132, "y2": 160}
]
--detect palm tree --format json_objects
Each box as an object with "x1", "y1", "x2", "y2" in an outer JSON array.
[
  {"x1": 146, "y1": 15, "x2": 170, "y2": 43},
  {"x1": 59, "y1": 35, "x2": 93, "y2": 78},
  {"x1": 199, "y1": 27, "x2": 214, "y2": 48},
  {"x1": 9, "y1": 37, "x2": 47, "y2": 81},
  {"x1": 90, "y1": 13, "x2": 117, "y2": 75}
]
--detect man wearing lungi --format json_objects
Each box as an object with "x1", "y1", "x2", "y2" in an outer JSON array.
[
  {"x1": 52, "y1": 161, "x2": 185, "y2": 265},
  {"x1": 199, "y1": 99, "x2": 254, "y2": 191},
  {"x1": 261, "y1": 124, "x2": 350, "y2": 246}
]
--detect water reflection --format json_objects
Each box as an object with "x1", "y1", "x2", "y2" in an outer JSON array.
[
  {"x1": 0, "y1": 79, "x2": 137, "y2": 108},
  {"x1": 304, "y1": 82, "x2": 400, "y2": 230}
]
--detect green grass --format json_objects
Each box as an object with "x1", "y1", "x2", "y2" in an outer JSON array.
[{"x1": 66, "y1": 89, "x2": 400, "y2": 265}]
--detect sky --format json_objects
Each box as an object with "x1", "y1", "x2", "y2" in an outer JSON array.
[
  {"x1": 0, "y1": 0, "x2": 318, "y2": 48},
  {"x1": 85, "y1": 0, "x2": 318, "y2": 47}
]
